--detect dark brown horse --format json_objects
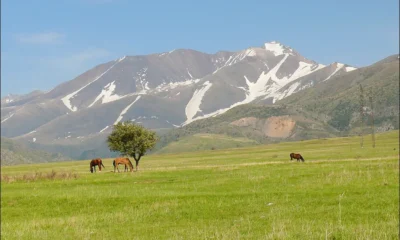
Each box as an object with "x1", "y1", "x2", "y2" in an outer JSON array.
[
  {"x1": 90, "y1": 158, "x2": 105, "y2": 173},
  {"x1": 113, "y1": 157, "x2": 134, "y2": 172},
  {"x1": 290, "y1": 153, "x2": 305, "y2": 162}
]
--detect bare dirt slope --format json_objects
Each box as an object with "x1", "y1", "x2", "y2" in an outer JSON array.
[{"x1": 230, "y1": 115, "x2": 296, "y2": 138}]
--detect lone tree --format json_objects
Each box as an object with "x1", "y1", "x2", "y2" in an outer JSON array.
[{"x1": 107, "y1": 121, "x2": 157, "y2": 171}]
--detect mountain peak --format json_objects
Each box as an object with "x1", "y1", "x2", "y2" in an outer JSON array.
[{"x1": 263, "y1": 41, "x2": 294, "y2": 56}]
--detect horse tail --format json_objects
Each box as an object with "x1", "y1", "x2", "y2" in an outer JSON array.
[{"x1": 101, "y1": 161, "x2": 105, "y2": 168}]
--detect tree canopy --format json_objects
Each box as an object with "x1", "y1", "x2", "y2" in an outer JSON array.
[{"x1": 107, "y1": 121, "x2": 157, "y2": 170}]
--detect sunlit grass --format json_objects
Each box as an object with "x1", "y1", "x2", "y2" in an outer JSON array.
[{"x1": 1, "y1": 130, "x2": 398, "y2": 239}]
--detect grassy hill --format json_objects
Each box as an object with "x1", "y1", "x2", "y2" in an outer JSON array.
[
  {"x1": 156, "y1": 133, "x2": 259, "y2": 154},
  {"x1": 0, "y1": 137, "x2": 70, "y2": 166},
  {"x1": 154, "y1": 104, "x2": 338, "y2": 154},
  {"x1": 1, "y1": 130, "x2": 398, "y2": 239},
  {"x1": 278, "y1": 54, "x2": 399, "y2": 134}
]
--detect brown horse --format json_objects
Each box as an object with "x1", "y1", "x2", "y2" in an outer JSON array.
[
  {"x1": 90, "y1": 158, "x2": 105, "y2": 173},
  {"x1": 113, "y1": 157, "x2": 134, "y2": 172},
  {"x1": 290, "y1": 153, "x2": 305, "y2": 162}
]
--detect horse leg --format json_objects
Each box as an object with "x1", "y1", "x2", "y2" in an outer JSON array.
[{"x1": 98, "y1": 163, "x2": 102, "y2": 172}]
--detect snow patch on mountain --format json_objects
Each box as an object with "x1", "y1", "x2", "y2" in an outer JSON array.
[
  {"x1": 187, "y1": 68, "x2": 194, "y2": 79},
  {"x1": 225, "y1": 49, "x2": 254, "y2": 66},
  {"x1": 183, "y1": 53, "x2": 290, "y2": 125},
  {"x1": 184, "y1": 81, "x2": 213, "y2": 124},
  {"x1": 345, "y1": 66, "x2": 357, "y2": 72},
  {"x1": 133, "y1": 67, "x2": 150, "y2": 94},
  {"x1": 241, "y1": 53, "x2": 291, "y2": 102},
  {"x1": 182, "y1": 51, "x2": 329, "y2": 125},
  {"x1": 272, "y1": 82, "x2": 301, "y2": 102},
  {"x1": 323, "y1": 63, "x2": 345, "y2": 81},
  {"x1": 114, "y1": 96, "x2": 141, "y2": 125},
  {"x1": 277, "y1": 61, "x2": 326, "y2": 87},
  {"x1": 211, "y1": 50, "x2": 253, "y2": 75},
  {"x1": 99, "y1": 126, "x2": 109, "y2": 133},
  {"x1": 154, "y1": 79, "x2": 201, "y2": 93},
  {"x1": 1, "y1": 113, "x2": 14, "y2": 123},
  {"x1": 246, "y1": 49, "x2": 256, "y2": 57},
  {"x1": 264, "y1": 41, "x2": 293, "y2": 56},
  {"x1": 62, "y1": 57, "x2": 124, "y2": 112},
  {"x1": 88, "y1": 81, "x2": 124, "y2": 107},
  {"x1": 117, "y1": 56, "x2": 126, "y2": 62}
]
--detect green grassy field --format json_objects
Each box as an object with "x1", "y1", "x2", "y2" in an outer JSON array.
[
  {"x1": 1, "y1": 130, "x2": 399, "y2": 239},
  {"x1": 156, "y1": 133, "x2": 259, "y2": 154}
]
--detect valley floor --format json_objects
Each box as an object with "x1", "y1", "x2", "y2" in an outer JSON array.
[{"x1": 1, "y1": 130, "x2": 399, "y2": 239}]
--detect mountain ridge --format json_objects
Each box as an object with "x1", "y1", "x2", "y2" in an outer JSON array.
[{"x1": 4, "y1": 41, "x2": 386, "y2": 160}]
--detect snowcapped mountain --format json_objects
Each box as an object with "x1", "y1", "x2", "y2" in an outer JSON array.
[{"x1": 1, "y1": 41, "x2": 357, "y2": 149}]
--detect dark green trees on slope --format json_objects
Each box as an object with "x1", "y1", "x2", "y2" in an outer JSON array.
[{"x1": 1, "y1": 137, "x2": 70, "y2": 166}]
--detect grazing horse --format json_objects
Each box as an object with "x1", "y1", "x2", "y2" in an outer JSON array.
[
  {"x1": 90, "y1": 158, "x2": 105, "y2": 173},
  {"x1": 113, "y1": 157, "x2": 134, "y2": 172},
  {"x1": 290, "y1": 153, "x2": 305, "y2": 162}
]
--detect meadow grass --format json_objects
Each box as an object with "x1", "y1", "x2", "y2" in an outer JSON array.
[
  {"x1": 1, "y1": 130, "x2": 399, "y2": 239},
  {"x1": 156, "y1": 133, "x2": 258, "y2": 154}
]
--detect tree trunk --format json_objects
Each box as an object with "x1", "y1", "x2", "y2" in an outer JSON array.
[
  {"x1": 133, "y1": 154, "x2": 142, "y2": 171},
  {"x1": 135, "y1": 159, "x2": 139, "y2": 171}
]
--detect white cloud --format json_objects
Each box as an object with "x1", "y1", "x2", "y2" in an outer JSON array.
[{"x1": 15, "y1": 32, "x2": 65, "y2": 44}]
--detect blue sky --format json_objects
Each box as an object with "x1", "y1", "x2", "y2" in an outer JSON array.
[{"x1": 1, "y1": 0, "x2": 398, "y2": 96}]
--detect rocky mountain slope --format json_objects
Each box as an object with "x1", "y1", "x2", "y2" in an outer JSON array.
[
  {"x1": 154, "y1": 55, "x2": 399, "y2": 154},
  {"x1": 1, "y1": 41, "x2": 363, "y2": 158}
]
